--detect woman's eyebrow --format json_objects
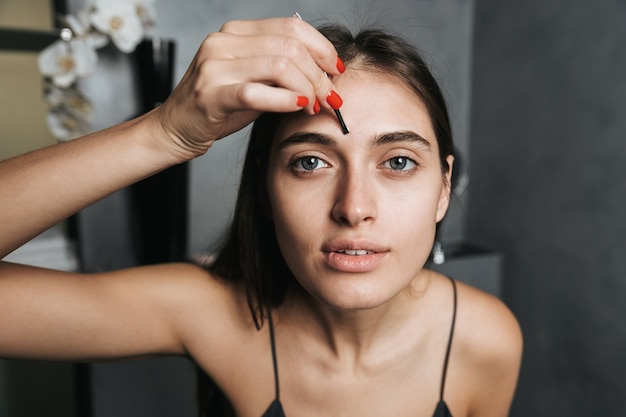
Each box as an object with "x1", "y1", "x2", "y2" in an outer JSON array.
[
  {"x1": 374, "y1": 131, "x2": 432, "y2": 150},
  {"x1": 277, "y1": 133, "x2": 336, "y2": 150},
  {"x1": 277, "y1": 130, "x2": 431, "y2": 151}
]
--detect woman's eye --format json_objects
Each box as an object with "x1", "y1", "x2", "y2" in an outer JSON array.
[
  {"x1": 292, "y1": 156, "x2": 329, "y2": 171},
  {"x1": 383, "y1": 156, "x2": 418, "y2": 171}
]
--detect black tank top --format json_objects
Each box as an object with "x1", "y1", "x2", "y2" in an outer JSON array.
[{"x1": 261, "y1": 276, "x2": 457, "y2": 417}]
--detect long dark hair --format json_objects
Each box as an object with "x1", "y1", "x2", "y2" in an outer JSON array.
[{"x1": 197, "y1": 23, "x2": 455, "y2": 417}]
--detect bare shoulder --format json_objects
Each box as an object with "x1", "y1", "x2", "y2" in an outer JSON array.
[
  {"x1": 454, "y1": 279, "x2": 523, "y2": 359},
  {"x1": 133, "y1": 262, "x2": 252, "y2": 329},
  {"x1": 148, "y1": 263, "x2": 272, "y2": 381},
  {"x1": 141, "y1": 262, "x2": 258, "y2": 351},
  {"x1": 450, "y1": 278, "x2": 523, "y2": 416},
  {"x1": 98, "y1": 262, "x2": 255, "y2": 355}
]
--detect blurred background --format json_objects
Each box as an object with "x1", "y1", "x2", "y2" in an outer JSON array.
[{"x1": 1, "y1": 0, "x2": 625, "y2": 416}]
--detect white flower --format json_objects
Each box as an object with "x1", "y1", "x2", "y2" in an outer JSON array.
[
  {"x1": 64, "y1": 12, "x2": 88, "y2": 37},
  {"x1": 38, "y1": 38, "x2": 98, "y2": 88},
  {"x1": 46, "y1": 108, "x2": 91, "y2": 141},
  {"x1": 43, "y1": 79, "x2": 71, "y2": 107},
  {"x1": 134, "y1": 0, "x2": 157, "y2": 33},
  {"x1": 43, "y1": 80, "x2": 93, "y2": 121},
  {"x1": 37, "y1": 0, "x2": 157, "y2": 142},
  {"x1": 90, "y1": 0, "x2": 144, "y2": 53},
  {"x1": 64, "y1": 10, "x2": 109, "y2": 49}
]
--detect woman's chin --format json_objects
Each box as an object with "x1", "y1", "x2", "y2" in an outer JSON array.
[{"x1": 305, "y1": 282, "x2": 397, "y2": 312}]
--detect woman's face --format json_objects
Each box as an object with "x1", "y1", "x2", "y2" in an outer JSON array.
[{"x1": 266, "y1": 69, "x2": 452, "y2": 311}]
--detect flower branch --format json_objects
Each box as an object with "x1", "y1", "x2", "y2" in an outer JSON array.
[{"x1": 38, "y1": 0, "x2": 156, "y2": 141}]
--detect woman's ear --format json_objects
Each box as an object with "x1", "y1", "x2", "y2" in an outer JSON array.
[{"x1": 436, "y1": 154, "x2": 454, "y2": 223}]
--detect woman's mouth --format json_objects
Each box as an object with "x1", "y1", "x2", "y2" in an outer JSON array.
[
  {"x1": 325, "y1": 250, "x2": 386, "y2": 272},
  {"x1": 324, "y1": 240, "x2": 388, "y2": 273},
  {"x1": 336, "y1": 249, "x2": 372, "y2": 256}
]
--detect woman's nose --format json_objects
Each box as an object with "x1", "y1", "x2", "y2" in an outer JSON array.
[{"x1": 331, "y1": 171, "x2": 378, "y2": 226}]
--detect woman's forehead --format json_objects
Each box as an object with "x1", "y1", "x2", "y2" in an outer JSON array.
[{"x1": 275, "y1": 69, "x2": 436, "y2": 148}]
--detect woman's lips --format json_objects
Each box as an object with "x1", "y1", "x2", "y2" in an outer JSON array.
[
  {"x1": 323, "y1": 239, "x2": 388, "y2": 273},
  {"x1": 325, "y1": 250, "x2": 387, "y2": 272}
]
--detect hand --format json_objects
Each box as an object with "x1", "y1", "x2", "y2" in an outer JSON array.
[{"x1": 153, "y1": 17, "x2": 344, "y2": 160}]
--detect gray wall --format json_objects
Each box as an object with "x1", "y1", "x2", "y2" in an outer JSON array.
[{"x1": 468, "y1": 1, "x2": 626, "y2": 415}]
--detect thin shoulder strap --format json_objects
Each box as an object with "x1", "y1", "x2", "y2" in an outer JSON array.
[
  {"x1": 267, "y1": 311, "x2": 281, "y2": 401},
  {"x1": 439, "y1": 276, "x2": 457, "y2": 402}
]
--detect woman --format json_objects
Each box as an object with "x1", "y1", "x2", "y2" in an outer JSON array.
[{"x1": 0, "y1": 17, "x2": 522, "y2": 417}]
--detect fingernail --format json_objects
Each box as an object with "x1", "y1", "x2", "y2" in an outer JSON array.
[
  {"x1": 313, "y1": 98, "x2": 321, "y2": 114},
  {"x1": 297, "y1": 96, "x2": 309, "y2": 107},
  {"x1": 336, "y1": 57, "x2": 345, "y2": 74},
  {"x1": 326, "y1": 90, "x2": 343, "y2": 110}
]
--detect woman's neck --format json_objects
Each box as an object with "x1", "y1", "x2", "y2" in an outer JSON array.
[{"x1": 282, "y1": 270, "x2": 433, "y2": 366}]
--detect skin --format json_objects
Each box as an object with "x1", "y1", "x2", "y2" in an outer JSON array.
[{"x1": 0, "y1": 17, "x2": 522, "y2": 417}]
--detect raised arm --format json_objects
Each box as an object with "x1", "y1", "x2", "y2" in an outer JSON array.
[
  {"x1": 0, "y1": 17, "x2": 343, "y2": 360},
  {"x1": 0, "y1": 114, "x2": 178, "y2": 257},
  {"x1": 0, "y1": 17, "x2": 342, "y2": 257}
]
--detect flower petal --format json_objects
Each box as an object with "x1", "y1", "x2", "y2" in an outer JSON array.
[
  {"x1": 134, "y1": 0, "x2": 157, "y2": 30},
  {"x1": 38, "y1": 40, "x2": 70, "y2": 77},
  {"x1": 109, "y1": 16, "x2": 143, "y2": 52},
  {"x1": 90, "y1": 1, "x2": 134, "y2": 33},
  {"x1": 88, "y1": 31, "x2": 109, "y2": 49},
  {"x1": 64, "y1": 14, "x2": 86, "y2": 36},
  {"x1": 70, "y1": 38, "x2": 98, "y2": 78},
  {"x1": 90, "y1": 1, "x2": 144, "y2": 52},
  {"x1": 52, "y1": 72, "x2": 76, "y2": 88}
]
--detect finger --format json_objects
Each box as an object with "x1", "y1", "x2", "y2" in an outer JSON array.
[
  {"x1": 197, "y1": 55, "x2": 322, "y2": 113},
  {"x1": 202, "y1": 33, "x2": 327, "y2": 83},
  {"x1": 218, "y1": 82, "x2": 311, "y2": 114}
]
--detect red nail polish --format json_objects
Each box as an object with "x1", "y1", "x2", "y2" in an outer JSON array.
[
  {"x1": 326, "y1": 90, "x2": 343, "y2": 110},
  {"x1": 313, "y1": 98, "x2": 321, "y2": 114},
  {"x1": 336, "y1": 57, "x2": 345, "y2": 74},
  {"x1": 297, "y1": 96, "x2": 309, "y2": 107}
]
